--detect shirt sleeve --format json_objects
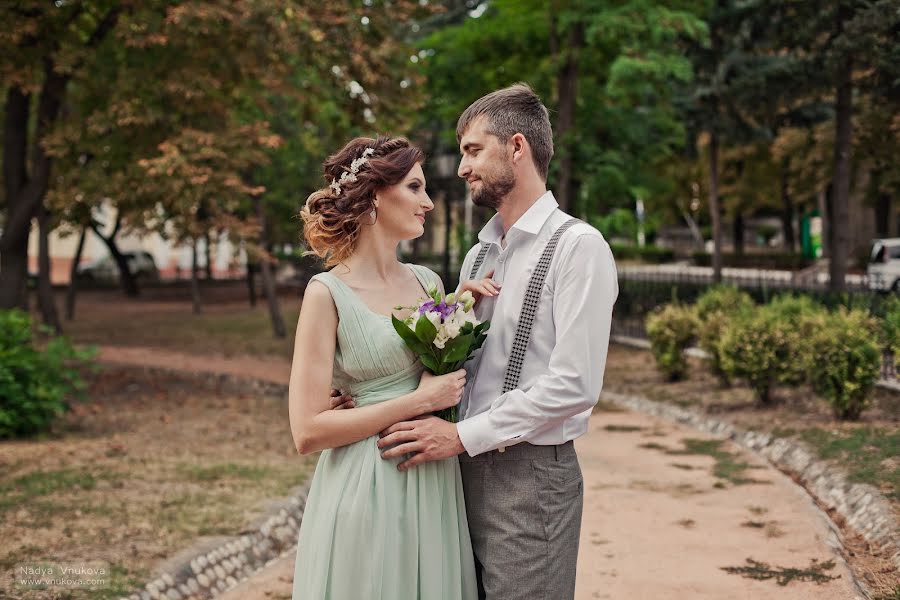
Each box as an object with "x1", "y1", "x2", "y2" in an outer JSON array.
[{"x1": 455, "y1": 232, "x2": 618, "y2": 457}]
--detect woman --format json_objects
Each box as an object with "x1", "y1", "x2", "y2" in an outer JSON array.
[{"x1": 289, "y1": 136, "x2": 477, "y2": 599}]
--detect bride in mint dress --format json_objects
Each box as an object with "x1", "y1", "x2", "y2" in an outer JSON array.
[{"x1": 288, "y1": 136, "x2": 477, "y2": 599}]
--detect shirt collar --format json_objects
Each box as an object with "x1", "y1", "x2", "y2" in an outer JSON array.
[{"x1": 477, "y1": 191, "x2": 558, "y2": 245}]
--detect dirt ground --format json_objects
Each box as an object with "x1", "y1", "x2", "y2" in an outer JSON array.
[
  {"x1": 219, "y1": 407, "x2": 862, "y2": 600},
  {"x1": 0, "y1": 366, "x2": 314, "y2": 600}
]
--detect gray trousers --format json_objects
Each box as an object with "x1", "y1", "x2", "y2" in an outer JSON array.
[{"x1": 458, "y1": 441, "x2": 583, "y2": 600}]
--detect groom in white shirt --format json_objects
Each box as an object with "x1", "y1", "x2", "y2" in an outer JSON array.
[{"x1": 378, "y1": 83, "x2": 618, "y2": 599}]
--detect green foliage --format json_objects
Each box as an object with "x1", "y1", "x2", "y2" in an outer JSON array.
[
  {"x1": 880, "y1": 295, "x2": 900, "y2": 368},
  {"x1": 0, "y1": 310, "x2": 96, "y2": 439},
  {"x1": 694, "y1": 286, "x2": 755, "y2": 384},
  {"x1": 718, "y1": 304, "x2": 808, "y2": 405},
  {"x1": 764, "y1": 294, "x2": 827, "y2": 384},
  {"x1": 645, "y1": 303, "x2": 698, "y2": 381},
  {"x1": 691, "y1": 252, "x2": 812, "y2": 270},
  {"x1": 807, "y1": 309, "x2": 882, "y2": 420},
  {"x1": 608, "y1": 243, "x2": 675, "y2": 264}
]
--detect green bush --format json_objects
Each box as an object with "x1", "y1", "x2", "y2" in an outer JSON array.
[
  {"x1": 764, "y1": 294, "x2": 827, "y2": 385},
  {"x1": 0, "y1": 310, "x2": 95, "y2": 438},
  {"x1": 610, "y1": 243, "x2": 675, "y2": 264},
  {"x1": 880, "y1": 295, "x2": 900, "y2": 370},
  {"x1": 718, "y1": 304, "x2": 807, "y2": 405},
  {"x1": 692, "y1": 251, "x2": 811, "y2": 270},
  {"x1": 808, "y1": 309, "x2": 882, "y2": 420},
  {"x1": 694, "y1": 286, "x2": 755, "y2": 385},
  {"x1": 646, "y1": 304, "x2": 698, "y2": 381}
]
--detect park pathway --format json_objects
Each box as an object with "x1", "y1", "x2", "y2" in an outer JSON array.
[{"x1": 98, "y1": 346, "x2": 861, "y2": 599}]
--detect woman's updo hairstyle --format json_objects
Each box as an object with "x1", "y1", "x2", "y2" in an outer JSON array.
[{"x1": 300, "y1": 135, "x2": 425, "y2": 267}]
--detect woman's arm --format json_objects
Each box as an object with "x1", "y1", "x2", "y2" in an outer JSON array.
[{"x1": 288, "y1": 280, "x2": 463, "y2": 455}]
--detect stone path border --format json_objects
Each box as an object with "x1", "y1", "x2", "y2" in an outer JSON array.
[{"x1": 601, "y1": 381, "x2": 900, "y2": 576}]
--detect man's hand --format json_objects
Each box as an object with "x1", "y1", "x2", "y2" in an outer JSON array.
[
  {"x1": 377, "y1": 416, "x2": 466, "y2": 470},
  {"x1": 329, "y1": 388, "x2": 354, "y2": 410}
]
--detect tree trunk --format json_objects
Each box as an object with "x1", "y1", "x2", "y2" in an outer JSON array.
[
  {"x1": 36, "y1": 207, "x2": 62, "y2": 333},
  {"x1": 780, "y1": 164, "x2": 795, "y2": 252},
  {"x1": 255, "y1": 197, "x2": 286, "y2": 338},
  {"x1": 829, "y1": 13, "x2": 853, "y2": 293},
  {"x1": 204, "y1": 230, "x2": 213, "y2": 280},
  {"x1": 872, "y1": 169, "x2": 890, "y2": 237},
  {"x1": 246, "y1": 261, "x2": 258, "y2": 307},
  {"x1": 732, "y1": 212, "x2": 745, "y2": 255},
  {"x1": 191, "y1": 238, "x2": 202, "y2": 314},
  {"x1": 91, "y1": 218, "x2": 139, "y2": 297},
  {"x1": 1, "y1": 9, "x2": 121, "y2": 310},
  {"x1": 708, "y1": 132, "x2": 723, "y2": 283},
  {"x1": 65, "y1": 225, "x2": 87, "y2": 320},
  {"x1": 551, "y1": 10, "x2": 583, "y2": 213}
]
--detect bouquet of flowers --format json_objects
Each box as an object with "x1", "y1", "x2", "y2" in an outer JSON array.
[{"x1": 392, "y1": 285, "x2": 490, "y2": 422}]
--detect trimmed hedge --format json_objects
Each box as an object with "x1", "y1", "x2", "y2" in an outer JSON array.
[
  {"x1": 692, "y1": 251, "x2": 812, "y2": 270},
  {"x1": 646, "y1": 304, "x2": 698, "y2": 381},
  {"x1": 610, "y1": 243, "x2": 675, "y2": 264}
]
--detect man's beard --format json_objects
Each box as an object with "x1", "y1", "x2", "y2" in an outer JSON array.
[{"x1": 471, "y1": 162, "x2": 515, "y2": 210}]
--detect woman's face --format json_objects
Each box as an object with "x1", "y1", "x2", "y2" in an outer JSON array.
[{"x1": 374, "y1": 162, "x2": 434, "y2": 240}]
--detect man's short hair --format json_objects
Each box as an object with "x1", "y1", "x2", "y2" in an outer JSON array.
[{"x1": 456, "y1": 83, "x2": 554, "y2": 180}]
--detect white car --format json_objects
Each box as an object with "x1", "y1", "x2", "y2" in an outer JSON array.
[{"x1": 867, "y1": 238, "x2": 900, "y2": 292}]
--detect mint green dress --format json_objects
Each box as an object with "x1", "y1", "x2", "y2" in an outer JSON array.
[{"x1": 292, "y1": 265, "x2": 477, "y2": 600}]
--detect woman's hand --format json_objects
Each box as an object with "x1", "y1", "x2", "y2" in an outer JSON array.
[
  {"x1": 416, "y1": 370, "x2": 466, "y2": 412},
  {"x1": 329, "y1": 388, "x2": 354, "y2": 410},
  {"x1": 458, "y1": 269, "x2": 500, "y2": 303}
]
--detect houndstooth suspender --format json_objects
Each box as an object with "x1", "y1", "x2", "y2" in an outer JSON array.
[
  {"x1": 468, "y1": 244, "x2": 491, "y2": 280},
  {"x1": 501, "y1": 217, "x2": 582, "y2": 393}
]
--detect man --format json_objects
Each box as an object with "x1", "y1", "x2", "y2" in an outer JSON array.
[{"x1": 377, "y1": 83, "x2": 618, "y2": 599}]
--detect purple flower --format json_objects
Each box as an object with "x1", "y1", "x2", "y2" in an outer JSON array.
[{"x1": 418, "y1": 299, "x2": 436, "y2": 314}]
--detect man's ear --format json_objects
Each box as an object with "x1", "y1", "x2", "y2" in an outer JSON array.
[{"x1": 510, "y1": 133, "x2": 528, "y2": 164}]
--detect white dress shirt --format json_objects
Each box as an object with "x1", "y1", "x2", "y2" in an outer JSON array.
[{"x1": 454, "y1": 191, "x2": 618, "y2": 457}]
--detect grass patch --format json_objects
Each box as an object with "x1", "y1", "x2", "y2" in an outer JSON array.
[
  {"x1": 741, "y1": 520, "x2": 766, "y2": 528},
  {"x1": 176, "y1": 462, "x2": 274, "y2": 483},
  {"x1": 638, "y1": 442, "x2": 669, "y2": 451},
  {"x1": 795, "y1": 427, "x2": 900, "y2": 500},
  {"x1": 0, "y1": 468, "x2": 121, "y2": 515},
  {"x1": 66, "y1": 302, "x2": 299, "y2": 358},
  {"x1": 666, "y1": 438, "x2": 765, "y2": 486},
  {"x1": 721, "y1": 558, "x2": 839, "y2": 586},
  {"x1": 603, "y1": 424, "x2": 644, "y2": 432}
]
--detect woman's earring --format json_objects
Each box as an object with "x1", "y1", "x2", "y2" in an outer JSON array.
[{"x1": 370, "y1": 208, "x2": 377, "y2": 223}]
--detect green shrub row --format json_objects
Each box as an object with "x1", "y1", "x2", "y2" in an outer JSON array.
[
  {"x1": 691, "y1": 251, "x2": 812, "y2": 270},
  {"x1": 645, "y1": 286, "x2": 895, "y2": 419},
  {"x1": 610, "y1": 243, "x2": 675, "y2": 264},
  {"x1": 0, "y1": 310, "x2": 96, "y2": 439}
]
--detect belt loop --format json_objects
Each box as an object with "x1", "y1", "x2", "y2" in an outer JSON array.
[{"x1": 554, "y1": 444, "x2": 560, "y2": 461}]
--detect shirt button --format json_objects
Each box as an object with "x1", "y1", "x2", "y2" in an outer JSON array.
[{"x1": 498, "y1": 446, "x2": 506, "y2": 453}]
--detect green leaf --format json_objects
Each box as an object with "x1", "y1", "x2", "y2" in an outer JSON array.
[
  {"x1": 420, "y1": 354, "x2": 440, "y2": 373},
  {"x1": 444, "y1": 333, "x2": 475, "y2": 363},
  {"x1": 392, "y1": 315, "x2": 431, "y2": 355},
  {"x1": 415, "y1": 313, "x2": 439, "y2": 346}
]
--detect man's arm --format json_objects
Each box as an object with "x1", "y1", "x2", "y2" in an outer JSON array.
[{"x1": 455, "y1": 232, "x2": 618, "y2": 457}]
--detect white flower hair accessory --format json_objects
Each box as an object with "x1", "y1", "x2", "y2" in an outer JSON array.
[{"x1": 330, "y1": 147, "x2": 376, "y2": 195}]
